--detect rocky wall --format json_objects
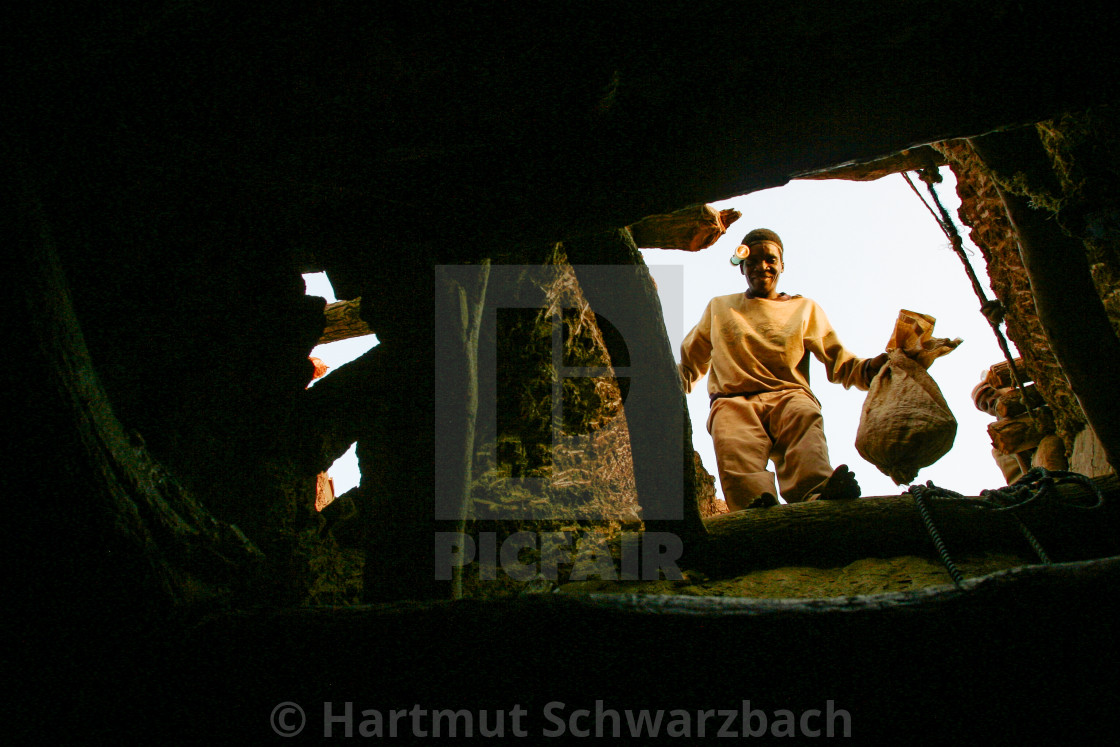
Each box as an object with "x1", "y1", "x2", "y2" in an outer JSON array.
[{"x1": 935, "y1": 139, "x2": 1084, "y2": 446}]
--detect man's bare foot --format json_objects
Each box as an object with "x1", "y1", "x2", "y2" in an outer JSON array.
[
  {"x1": 745, "y1": 492, "x2": 779, "y2": 509},
  {"x1": 807, "y1": 464, "x2": 861, "y2": 501}
]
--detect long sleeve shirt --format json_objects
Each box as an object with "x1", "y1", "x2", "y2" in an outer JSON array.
[{"x1": 679, "y1": 293, "x2": 877, "y2": 401}]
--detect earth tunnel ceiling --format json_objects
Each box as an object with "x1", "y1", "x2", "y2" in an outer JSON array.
[{"x1": 14, "y1": 0, "x2": 1120, "y2": 256}]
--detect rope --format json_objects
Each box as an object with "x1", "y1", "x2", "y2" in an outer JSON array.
[
  {"x1": 906, "y1": 468, "x2": 1106, "y2": 587},
  {"x1": 1013, "y1": 519, "x2": 1052, "y2": 565},
  {"x1": 900, "y1": 170, "x2": 1037, "y2": 421},
  {"x1": 910, "y1": 484, "x2": 966, "y2": 589},
  {"x1": 979, "y1": 466, "x2": 1105, "y2": 512}
]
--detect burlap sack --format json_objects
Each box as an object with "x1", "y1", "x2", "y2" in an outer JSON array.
[
  {"x1": 855, "y1": 311, "x2": 961, "y2": 485},
  {"x1": 886, "y1": 309, "x2": 962, "y2": 368}
]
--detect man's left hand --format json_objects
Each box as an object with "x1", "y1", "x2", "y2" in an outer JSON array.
[{"x1": 868, "y1": 352, "x2": 889, "y2": 377}]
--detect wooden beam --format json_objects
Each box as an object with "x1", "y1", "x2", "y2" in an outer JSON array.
[
  {"x1": 696, "y1": 476, "x2": 1120, "y2": 576},
  {"x1": 317, "y1": 298, "x2": 374, "y2": 345},
  {"x1": 988, "y1": 414, "x2": 1044, "y2": 454},
  {"x1": 627, "y1": 204, "x2": 741, "y2": 252},
  {"x1": 987, "y1": 357, "x2": 1027, "y2": 388},
  {"x1": 795, "y1": 145, "x2": 946, "y2": 181},
  {"x1": 993, "y1": 384, "x2": 1041, "y2": 419}
]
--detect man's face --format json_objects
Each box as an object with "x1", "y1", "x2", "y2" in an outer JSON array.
[{"x1": 743, "y1": 241, "x2": 783, "y2": 298}]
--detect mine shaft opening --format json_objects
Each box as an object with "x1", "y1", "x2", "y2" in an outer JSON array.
[
  {"x1": 532, "y1": 158, "x2": 1087, "y2": 598},
  {"x1": 294, "y1": 164, "x2": 1022, "y2": 599},
  {"x1": 641, "y1": 165, "x2": 1007, "y2": 505},
  {"x1": 289, "y1": 137, "x2": 1108, "y2": 601}
]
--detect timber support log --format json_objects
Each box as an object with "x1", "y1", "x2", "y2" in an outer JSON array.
[
  {"x1": 317, "y1": 298, "x2": 374, "y2": 345},
  {"x1": 695, "y1": 476, "x2": 1120, "y2": 576}
]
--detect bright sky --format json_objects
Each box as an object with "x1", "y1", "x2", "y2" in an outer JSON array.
[
  {"x1": 307, "y1": 165, "x2": 1013, "y2": 503},
  {"x1": 643, "y1": 166, "x2": 1010, "y2": 502}
]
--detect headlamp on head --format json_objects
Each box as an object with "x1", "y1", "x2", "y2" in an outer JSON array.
[{"x1": 730, "y1": 228, "x2": 784, "y2": 268}]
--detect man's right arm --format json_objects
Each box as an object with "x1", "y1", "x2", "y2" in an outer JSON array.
[{"x1": 678, "y1": 302, "x2": 714, "y2": 394}]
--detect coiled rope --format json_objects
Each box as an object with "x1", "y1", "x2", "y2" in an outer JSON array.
[{"x1": 906, "y1": 467, "x2": 1105, "y2": 589}]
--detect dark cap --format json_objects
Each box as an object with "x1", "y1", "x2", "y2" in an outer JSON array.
[
  {"x1": 731, "y1": 228, "x2": 784, "y2": 267},
  {"x1": 742, "y1": 228, "x2": 783, "y2": 251}
]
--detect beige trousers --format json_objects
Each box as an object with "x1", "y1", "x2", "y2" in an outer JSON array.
[{"x1": 707, "y1": 389, "x2": 833, "y2": 510}]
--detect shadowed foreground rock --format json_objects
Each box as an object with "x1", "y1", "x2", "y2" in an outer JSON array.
[{"x1": 52, "y1": 556, "x2": 1120, "y2": 743}]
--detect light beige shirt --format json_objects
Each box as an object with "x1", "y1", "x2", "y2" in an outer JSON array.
[{"x1": 679, "y1": 293, "x2": 875, "y2": 400}]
